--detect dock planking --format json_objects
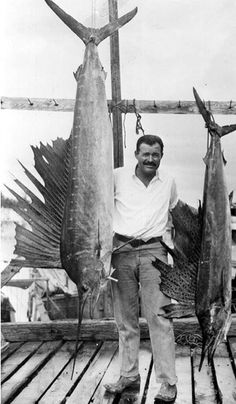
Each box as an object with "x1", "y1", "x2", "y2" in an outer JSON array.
[{"x1": 1, "y1": 338, "x2": 235, "y2": 403}]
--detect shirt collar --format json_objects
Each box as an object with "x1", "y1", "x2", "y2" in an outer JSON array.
[{"x1": 132, "y1": 165, "x2": 163, "y2": 182}]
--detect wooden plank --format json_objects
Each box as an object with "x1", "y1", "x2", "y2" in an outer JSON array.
[
  {"x1": 92, "y1": 349, "x2": 120, "y2": 404},
  {"x1": 65, "y1": 341, "x2": 118, "y2": 404},
  {"x1": 1, "y1": 96, "x2": 236, "y2": 114},
  {"x1": 10, "y1": 341, "x2": 82, "y2": 404},
  {"x1": 192, "y1": 347, "x2": 216, "y2": 404},
  {"x1": 109, "y1": 0, "x2": 123, "y2": 168},
  {"x1": 2, "y1": 315, "x2": 236, "y2": 342},
  {"x1": 91, "y1": 339, "x2": 152, "y2": 404},
  {"x1": 1, "y1": 264, "x2": 22, "y2": 288},
  {"x1": 38, "y1": 341, "x2": 101, "y2": 404},
  {"x1": 175, "y1": 345, "x2": 192, "y2": 404},
  {"x1": 145, "y1": 345, "x2": 192, "y2": 404},
  {"x1": 1, "y1": 342, "x2": 25, "y2": 364},
  {"x1": 213, "y1": 343, "x2": 236, "y2": 404},
  {"x1": 1, "y1": 341, "x2": 62, "y2": 404},
  {"x1": 1, "y1": 341, "x2": 43, "y2": 383},
  {"x1": 121, "y1": 339, "x2": 152, "y2": 403}
]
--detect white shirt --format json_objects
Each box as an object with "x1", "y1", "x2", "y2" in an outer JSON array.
[{"x1": 113, "y1": 166, "x2": 178, "y2": 241}]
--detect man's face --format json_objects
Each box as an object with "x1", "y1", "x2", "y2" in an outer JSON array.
[{"x1": 135, "y1": 142, "x2": 162, "y2": 176}]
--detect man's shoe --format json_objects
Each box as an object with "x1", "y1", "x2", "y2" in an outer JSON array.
[
  {"x1": 154, "y1": 382, "x2": 177, "y2": 402},
  {"x1": 104, "y1": 374, "x2": 140, "y2": 394}
]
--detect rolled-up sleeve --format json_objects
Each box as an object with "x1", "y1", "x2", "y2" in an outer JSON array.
[{"x1": 169, "y1": 178, "x2": 178, "y2": 211}]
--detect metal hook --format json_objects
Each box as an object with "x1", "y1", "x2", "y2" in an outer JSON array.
[
  {"x1": 53, "y1": 99, "x2": 59, "y2": 107},
  {"x1": 229, "y1": 100, "x2": 232, "y2": 109},
  {"x1": 178, "y1": 100, "x2": 181, "y2": 108},
  {"x1": 27, "y1": 98, "x2": 34, "y2": 106},
  {"x1": 153, "y1": 100, "x2": 157, "y2": 108}
]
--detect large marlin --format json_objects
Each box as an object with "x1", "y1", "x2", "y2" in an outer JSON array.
[
  {"x1": 6, "y1": 0, "x2": 137, "y2": 377},
  {"x1": 152, "y1": 88, "x2": 236, "y2": 369},
  {"x1": 44, "y1": 0, "x2": 137, "y2": 375}
]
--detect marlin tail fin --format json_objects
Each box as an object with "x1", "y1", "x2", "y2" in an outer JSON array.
[{"x1": 45, "y1": 0, "x2": 137, "y2": 45}]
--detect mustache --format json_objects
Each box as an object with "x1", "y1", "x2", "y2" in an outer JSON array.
[{"x1": 143, "y1": 162, "x2": 156, "y2": 167}]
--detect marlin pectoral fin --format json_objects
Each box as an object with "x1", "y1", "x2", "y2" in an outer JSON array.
[{"x1": 222, "y1": 151, "x2": 227, "y2": 166}]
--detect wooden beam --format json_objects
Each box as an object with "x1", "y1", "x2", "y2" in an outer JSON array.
[
  {"x1": 1, "y1": 315, "x2": 236, "y2": 342},
  {"x1": 1, "y1": 97, "x2": 235, "y2": 114},
  {"x1": 1, "y1": 264, "x2": 22, "y2": 288},
  {"x1": 109, "y1": 0, "x2": 123, "y2": 167}
]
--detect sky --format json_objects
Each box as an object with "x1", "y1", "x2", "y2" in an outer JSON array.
[{"x1": 1, "y1": 0, "x2": 236, "y2": 207}]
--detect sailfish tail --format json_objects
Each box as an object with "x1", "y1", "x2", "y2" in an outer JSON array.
[{"x1": 45, "y1": 0, "x2": 137, "y2": 45}]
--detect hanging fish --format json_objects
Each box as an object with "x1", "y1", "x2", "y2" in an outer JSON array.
[
  {"x1": 153, "y1": 88, "x2": 236, "y2": 369},
  {"x1": 6, "y1": 0, "x2": 137, "y2": 377}
]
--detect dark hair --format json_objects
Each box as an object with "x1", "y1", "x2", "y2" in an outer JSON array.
[{"x1": 136, "y1": 134, "x2": 164, "y2": 155}]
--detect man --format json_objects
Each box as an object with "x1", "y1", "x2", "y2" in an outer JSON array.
[{"x1": 104, "y1": 134, "x2": 178, "y2": 402}]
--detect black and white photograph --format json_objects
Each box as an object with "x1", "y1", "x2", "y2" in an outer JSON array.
[{"x1": 1, "y1": 1, "x2": 236, "y2": 403}]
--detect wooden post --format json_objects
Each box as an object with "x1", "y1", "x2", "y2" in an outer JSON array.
[{"x1": 109, "y1": 0, "x2": 123, "y2": 168}]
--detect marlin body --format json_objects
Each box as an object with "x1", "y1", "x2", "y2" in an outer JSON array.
[
  {"x1": 44, "y1": 0, "x2": 137, "y2": 308},
  {"x1": 43, "y1": 0, "x2": 137, "y2": 375},
  {"x1": 152, "y1": 88, "x2": 236, "y2": 368},
  {"x1": 194, "y1": 88, "x2": 235, "y2": 366}
]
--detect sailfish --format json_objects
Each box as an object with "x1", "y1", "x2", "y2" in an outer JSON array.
[
  {"x1": 153, "y1": 88, "x2": 235, "y2": 369},
  {"x1": 6, "y1": 0, "x2": 137, "y2": 377}
]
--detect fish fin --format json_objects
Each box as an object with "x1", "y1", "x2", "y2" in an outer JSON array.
[
  {"x1": 152, "y1": 257, "x2": 196, "y2": 303},
  {"x1": 6, "y1": 136, "x2": 71, "y2": 269},
  {"x1": 45, "y1": 0, "x2": 137, "y2": 45},
  {"x1": 153, "y1": 200, "x2": 200, "y2": 305},
  {"x1": 222, "y1": 151, "x2": 227, "y2": 165},
  {"x1": 160, "y1": 303, "x2": 195, "y2": 319},
  {"x1": 95, "y1": 8, "x2": 138, "y2": 45},
  {"x1": 229, "y1": 190, "x2": 234, "y2": 205},
  {"x1": 193, "y1": 87, "x2": 212, "y2": 127},
  {"x1": 45, "y1": 0, "x2": 89, "y2": 45},
  {"x1": 221, "y1": 124, "x2": 236, "y2": 137},
  {"x1": 171, "y1": 200, "x2": 201, "y2": 263},
  {"x1": 203, "y1": 148, "x2": 211, "y2": 165},
  {"x1": 73, "y1": 65, "x2": 83, "y2": 81},
  {"x1": 193, "y1": 87, "x2": 236, "y2": 138}
]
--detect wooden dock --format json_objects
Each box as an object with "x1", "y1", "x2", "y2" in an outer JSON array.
[{"x1": 1, "y1": 317, "x2": 236, "y2": 404}]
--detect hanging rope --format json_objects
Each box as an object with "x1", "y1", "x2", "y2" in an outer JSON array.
[
  {"x1": 205, "y1": 100, "x2": 215, "y2": 149},
  {"x1": 122, "y1": 100, "x2": 129, "y2": 148},
  {"x1": 91, "y1": 0, "x2": 97, "y2": 30},
  {"x1": 133, "y1": 99, "x2": 145, "y2": 135}
]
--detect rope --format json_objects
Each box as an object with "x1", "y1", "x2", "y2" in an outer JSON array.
[
  {"x1": 91, "y1": 0, "x2": 96, "y2": 30},
  {"x1": 133, "y1": 99, "x2": 145, "y2": 135}
]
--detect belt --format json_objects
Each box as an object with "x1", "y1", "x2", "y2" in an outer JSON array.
[{"x1": 115, "y1": 233, "x2": 162, "y2": 248}]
